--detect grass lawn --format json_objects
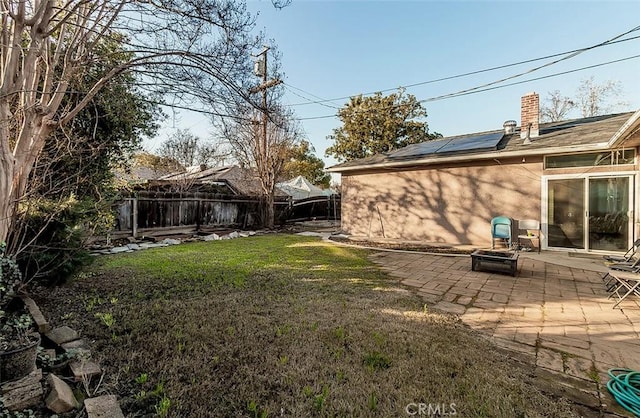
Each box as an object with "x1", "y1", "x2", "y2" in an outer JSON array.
[{"x1": 38, "y1": 234, "x2": 579, "y2": 417}]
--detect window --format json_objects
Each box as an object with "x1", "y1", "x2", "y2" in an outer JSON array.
[{"x1": 545, "y1": 149, "x2": 635, "y2": 169}]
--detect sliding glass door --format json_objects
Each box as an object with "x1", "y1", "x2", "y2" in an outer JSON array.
[
  {"x1": 547, "y1": 175, "x2": 633, "y2": 251},
  {"x1": 588, "y1": 177, "x2": 630, "y2": 251},
  {"x1": 548, "y1": 179, "x2": 585, "y2": 249}
]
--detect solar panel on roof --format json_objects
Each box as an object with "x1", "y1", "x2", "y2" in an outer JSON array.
[
  {"x1": 436, "y1": 132, "x2": 504, "y2": 154},
  {"x1": 388, "y1": 139, "x2": 449, "y2": 159}
]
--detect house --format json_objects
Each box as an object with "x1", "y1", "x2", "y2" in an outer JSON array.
[{"x1": 327, "y1": 92, "x2": 640, "y2": 253}]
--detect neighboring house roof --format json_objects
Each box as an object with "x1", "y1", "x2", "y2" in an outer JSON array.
[
  {"x1": 277, "y1": 176, "x2": 334, "y2": 200},
  {"x1": 153, "y1": 165, "x2": 287, "y2": 197},
  {"x1": 328, "y1": 110, "x2": 640, "y2": 173}
]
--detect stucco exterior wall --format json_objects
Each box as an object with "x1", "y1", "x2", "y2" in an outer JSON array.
[{"x1": 341, "y1": 157, "x2": 544, "y2": 246}]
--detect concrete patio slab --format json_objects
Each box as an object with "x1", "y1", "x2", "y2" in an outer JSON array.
[{"x1": 369, "y1": 250, "x2": 640, "y2": 411}]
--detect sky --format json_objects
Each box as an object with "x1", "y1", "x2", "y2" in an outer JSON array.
[{"x1": 146, "y1": 1, "x2": 640, "y2": 180}]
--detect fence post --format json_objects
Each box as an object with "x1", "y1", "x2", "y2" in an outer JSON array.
[{"x1": 132, "y1": 198, "x2": 138, "y2": 238}]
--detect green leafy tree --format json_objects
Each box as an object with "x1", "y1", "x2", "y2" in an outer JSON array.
[
  {"x1": 326, "y1": 89, "x2": 441, "y2": 162},
  {"x1": 133, "y1": 152, "x2": 183, "y2": 174},
  {"x1": 11, "y1": 36, "x2": 161, "y2": 283},
  {"x1": 0, "y1": 0, "x2": 281, "y2": 246},
  {"x1": 281, "y1": 141, "x2": 331, "y2": 188}
]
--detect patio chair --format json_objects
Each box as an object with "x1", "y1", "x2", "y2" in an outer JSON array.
[
  {"x1": 491, "y1": 216, "x2": 512, "y2": 250},
  {"x1": 605, "y1": 269, "x2": 640, "y2": 308},
  {"x1": 602, "y1": 256, "x2": 640, "y2": 291},
  {"x1": 517, "y1": 219, "x2": 541, "y2": 253},
  {"x1": 603, "y1": 239, "x2": 640, "y2": 264}
]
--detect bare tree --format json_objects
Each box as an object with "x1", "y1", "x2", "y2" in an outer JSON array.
[
  {"x1": 577, "y1": 77, "x2": 628, "y2": 118},
  {"x1": 158, "y1": 129, "x2": 229, "y2": 169},
  {"x1": 0, "y1": 0, "x2": 277, "y2": 246},
  {"x1": 224, "y1": 107, "x2": 301, "y2": 228},
  {"x1": 540, "y1": 90, "x2": 576, "y2": 122}
]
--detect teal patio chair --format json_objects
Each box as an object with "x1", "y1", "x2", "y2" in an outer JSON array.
[{"x1": 491, "y1": 216, "x2": 512, "y2": 249}]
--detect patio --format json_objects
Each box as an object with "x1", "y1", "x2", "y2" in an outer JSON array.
[{"x1": 369, "y1": 250, "x2": 640, "y2": 385}]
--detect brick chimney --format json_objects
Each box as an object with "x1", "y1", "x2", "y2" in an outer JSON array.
[{"x1": 520, "y1": 92, "x2": 539, "y2": 139}]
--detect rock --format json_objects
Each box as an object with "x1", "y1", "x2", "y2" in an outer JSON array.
[
  {"x1": 46, "y1": 374, "x2": 79, "y2": 413},
  {"x1": 85, "y1": 395, "x2": 125, "y2": 418},
  {"x1": 238, "y1": 233, "x2": 249, "y2": 238},
  {"x1": 126, "y1": 243, "x2": 141, "y2": 251},
  {"x1": 247, "y1": 231, "x2": 257, "y2": 236},
  {"x1": 61, "y1": 339, "x2": 88, "y2": 351},
  {"x1": 203, "y1": 233, "x2": 220, "y2": 241},
  {"x1": 0, "y1": 369, "x2": 42, "y2": 394},
  {"x1": 161, "y1": 238, "x2": 181, "y2": 245},
  {"x1": 46, "y1": 326, "x2": 79, "y2": 345},
  {"x1": 109, "y1": 246, "x2": 130, "y2": 253},
  {"x1": 21, "y1": 296, "x2": 51, "y2": 333},
  {"x1": 70, "y1": 360, "x2": 102, "y2": 382},
  {"x1": 61, "y1": 339, "x2": 91, "y2": 357},
  {"x1": 227, "y1": 231, "x2": 240, "y2": 239},
  {"x1": 0, "y1": 369, "x2": 43, "y2": 411},
  {"x1": 126, "y1": 237, "x2": 138, "y2": 243},
  {"x1": 139, "y1": 242, "x2": 167, "y2": 249}
]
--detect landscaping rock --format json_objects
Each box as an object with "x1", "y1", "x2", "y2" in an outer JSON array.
[
  {"x1": 70, "y1": 360, "x2": 102, "y2": 382},
  {"x1": 126, "y1": 243, "x2": 141, "y2": 251},
  {"x1": 46, "y1": 373, "x2": 79, "y2": 413},
  {"x1": 85, "y1": 394, "x2": 125, "y2": 418},
  {"x1": 238, "y1": 232, "x2": 249, "y2": 238},
  {"x1": 110, "y1": 246, "x2": 131, "y2": 253},
  {"x1": 203, "y1": 233, "x2": 220, "y2": 241},
  {"x1": 21, "y1": 296, "x2": 51, "y2": 333},
  {"x1": 0, "y1": 369, "x2": 43, "y2": 411},
  {"x1": 227, "y1": 231, "x2": 240, "y2": 239},
  {"x1": 247, "y1": 231, "x2": 257, "y2": 236},
  {"x1": 139, "y1": 242, "x2": 168, "y2": 249},
  {"x1": 161, "y1": 238, "x2": 181, "y2": 245},
  {"x1": 46, "y1": 326, "x2": 79, "y2": 345},
  {"x1": 126, "y1": 237, "x2": 138, "y2": 243},
  {"x1": 61, "y1": 339, "x2": 91, "y2": 357}
]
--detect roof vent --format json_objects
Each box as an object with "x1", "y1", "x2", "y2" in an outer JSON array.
[{"x1": 503, "y1": 120, "x2": 517, "y2": 135}]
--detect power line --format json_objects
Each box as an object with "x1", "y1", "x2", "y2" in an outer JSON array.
[
  {"x1": 283, "y1": 84, "x2": 341, "y2": 110},
  {"x1": 421, "y1": 54, "x2": 640, "y2": 102},
  {"x1": 296, "y1": 53, "x2": 640, "y2": 121},
  {"x1": 287, "y1": 28, "x2": 640, "y2": 107}
]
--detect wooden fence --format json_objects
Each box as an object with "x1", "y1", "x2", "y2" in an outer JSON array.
[{"x1": 114, "y1": 194, "x2": 289, "y2": 237}]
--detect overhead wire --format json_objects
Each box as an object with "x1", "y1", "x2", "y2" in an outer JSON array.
[
  {"x1": 287, "y1": 28, "x2": 640, "y2": 107},
  {"x1": 296, "y1": 53, "x2": 640, "y2": 121},
  {"x1": 283, "y1": 84, "x2": 341, "y2": 110}
]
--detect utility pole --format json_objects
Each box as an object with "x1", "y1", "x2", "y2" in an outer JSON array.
[
  {"x1": 250, "y1": 45, "x2": 282, "y2": 227},
  {"x1": 250, "y1": 46, "x2": 282, "y2": 164}
]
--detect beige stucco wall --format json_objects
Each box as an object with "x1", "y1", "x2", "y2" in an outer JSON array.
[{"x1": 341, "y1": 157, "x2": 544, "y2": 246}]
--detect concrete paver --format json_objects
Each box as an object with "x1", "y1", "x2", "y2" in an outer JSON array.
[{"x1": 369, "y1": 250, "x2": 640, "y2": 388}]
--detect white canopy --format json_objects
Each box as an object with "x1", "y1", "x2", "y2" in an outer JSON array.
[{"x1": 277, "y1": 176, "x2": 334, "y2": 200}]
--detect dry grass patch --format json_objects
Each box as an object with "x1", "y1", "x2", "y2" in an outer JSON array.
[{"x1": 37, "y1": 235, "x2": 579, "y2": 417}]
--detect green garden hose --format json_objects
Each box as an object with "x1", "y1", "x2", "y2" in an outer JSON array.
[{"x1": 607, "y1": 368, "x2": 640, "y2": 417}]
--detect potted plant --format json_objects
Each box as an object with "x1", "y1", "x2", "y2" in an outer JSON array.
[{"x1": 0, "y1": 242, "x2": 39, "y2": 382}]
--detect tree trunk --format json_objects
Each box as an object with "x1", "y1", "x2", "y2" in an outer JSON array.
[
  {"x1": 0, "y1": 152, "x2": 14, "y2": 244},
  {"x1": 263, "y1": 192, "x2": 275, "y2": 229}
]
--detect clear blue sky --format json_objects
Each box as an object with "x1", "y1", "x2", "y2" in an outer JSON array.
[{"x1": 148, "y1": 0, "x2": 640, "y2": 177}]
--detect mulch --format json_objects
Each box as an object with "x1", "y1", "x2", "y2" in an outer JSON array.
[{"x1": 328, "y1": 236, "x2": 473, "y2": 255}]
